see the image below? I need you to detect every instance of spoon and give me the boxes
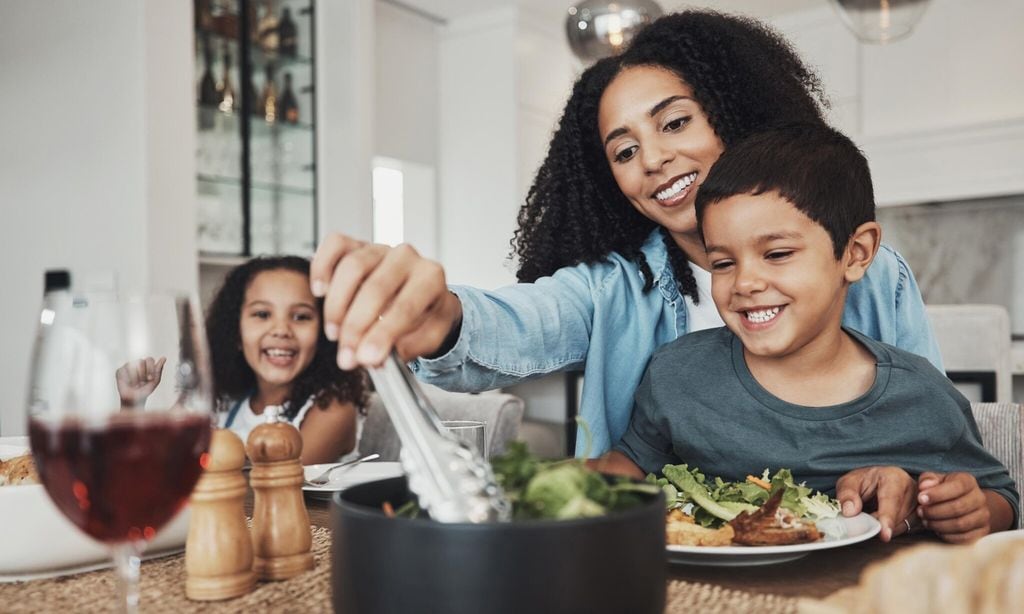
[304,453,381,486]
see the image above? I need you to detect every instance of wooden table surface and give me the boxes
[298,493,940,601]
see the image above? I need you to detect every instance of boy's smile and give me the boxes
[703,192,850,362]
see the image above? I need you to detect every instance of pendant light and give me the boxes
[565,0,664,64]
[829,0,932,44]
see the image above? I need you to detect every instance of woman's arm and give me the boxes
[297,399,358,465]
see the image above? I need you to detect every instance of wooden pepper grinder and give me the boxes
[247,406,314,580]
[185,428,256,600]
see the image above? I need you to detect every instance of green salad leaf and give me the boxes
[396,441,662,521]
[650,464,840,528]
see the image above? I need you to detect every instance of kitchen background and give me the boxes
[1,0,1022,445]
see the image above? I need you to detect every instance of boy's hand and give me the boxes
[836,466,916,542]
[916,471,990,544]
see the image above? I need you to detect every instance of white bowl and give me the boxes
[0,437,189,581]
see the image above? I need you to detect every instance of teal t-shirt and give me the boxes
[615,326,1019,523]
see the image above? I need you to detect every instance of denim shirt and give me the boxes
[412,229,943,457]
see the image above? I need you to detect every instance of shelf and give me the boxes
[197,173,313,196]
[197,103,312,133]
[199,253,248,267]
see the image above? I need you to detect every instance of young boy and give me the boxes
[597,123,1018,543]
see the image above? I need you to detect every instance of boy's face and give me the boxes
[703,192,851,360]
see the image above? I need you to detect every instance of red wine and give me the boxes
[29,411,211,544]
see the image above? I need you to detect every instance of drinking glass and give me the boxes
[27,292,213,612]
[442,420,488,459]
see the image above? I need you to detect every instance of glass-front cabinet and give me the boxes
[193,0,317,259]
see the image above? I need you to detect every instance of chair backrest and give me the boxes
[927,304,1013,403]
[358,384,525,461]
[971,402,1024,528]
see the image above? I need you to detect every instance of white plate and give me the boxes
[0,436,190,582]
[666,513,881,567]
[302,461,404,497]
[977,528,1024,548]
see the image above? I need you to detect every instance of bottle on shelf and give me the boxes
[195,0,214,32]
[217,46,237,114]
[210,0,239,39]
[261,63,278,123]
[257,0,279,55]
[278,7,298,57]
[198,36,220,107]
[279,72,299,124]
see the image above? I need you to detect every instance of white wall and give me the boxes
[0,0,196,435]
[318,0,375,243]
[375,1,440,167]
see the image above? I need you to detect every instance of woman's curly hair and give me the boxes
[205,255,367,420]
[511,10,829,300]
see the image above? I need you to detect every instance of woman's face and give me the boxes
[598,65,725,240]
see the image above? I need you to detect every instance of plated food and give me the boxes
[0,453,38,486]
[651,464,839,548]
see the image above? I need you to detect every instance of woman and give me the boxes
[310,10,941,458]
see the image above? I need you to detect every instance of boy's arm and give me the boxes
[586,451,646,480]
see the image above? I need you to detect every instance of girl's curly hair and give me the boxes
[511,10,829,300]
[205,255,367,420]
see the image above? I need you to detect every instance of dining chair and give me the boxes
[358,384,525,461]
[927,304,1013,403]
[971,401,1024,529]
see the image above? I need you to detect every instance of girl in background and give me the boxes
[206,255,367,464]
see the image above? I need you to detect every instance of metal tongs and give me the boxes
[368,351,511,523]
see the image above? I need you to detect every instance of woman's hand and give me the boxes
[916,471,1008,544]
[310,234,463,369]
[836,466,917,542]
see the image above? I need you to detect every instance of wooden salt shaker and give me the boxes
[247,406,314,580]
[185,428,256,600]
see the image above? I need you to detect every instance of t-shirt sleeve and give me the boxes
[613,360,678,475]
[942,400,1021,528]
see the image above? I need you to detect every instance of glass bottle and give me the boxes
[257,0,279,55]
[278,7,298,57]
[261,63,278,123]
[279,72,299,124]
[217,46,236,114]
[198,36,220,108]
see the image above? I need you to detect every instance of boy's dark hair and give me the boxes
[205,255,367,420]
[511,10,829,302]
[695,123,875,258]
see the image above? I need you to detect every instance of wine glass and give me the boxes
[27,292,213,612]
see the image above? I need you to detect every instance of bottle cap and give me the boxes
[44,269,71,293]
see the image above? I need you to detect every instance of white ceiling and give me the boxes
[390,0,821,23]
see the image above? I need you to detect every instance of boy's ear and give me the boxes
[843,221,881,283]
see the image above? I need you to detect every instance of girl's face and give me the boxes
[239,269,320,395]
[598,65,725,242]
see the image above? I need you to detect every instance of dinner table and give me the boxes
[0,489,942,613]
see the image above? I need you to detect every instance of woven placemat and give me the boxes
[0,527,334,613]
[2,529,799,614]
[665,579,798,614]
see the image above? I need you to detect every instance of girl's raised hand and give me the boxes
[310,233,463,369]
[115,356,166,408]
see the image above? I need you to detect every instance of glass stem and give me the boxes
[112,542,143,613]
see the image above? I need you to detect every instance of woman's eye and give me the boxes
[664,116,690,132]
[251,310,270,319]
[294,312,314,322]
[614,145,638,163]
[766,250,794,261]
[710,260,734,271]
